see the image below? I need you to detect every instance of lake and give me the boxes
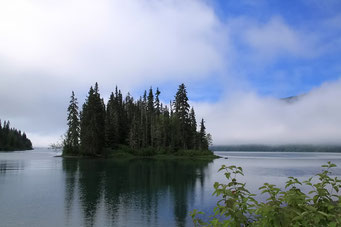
[0,149,341,227]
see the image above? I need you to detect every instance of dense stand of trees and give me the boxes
[63,83,212,156]
[0,120,32,151]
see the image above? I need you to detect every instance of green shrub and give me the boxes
[116,145,135,154]
[175,149,214,157]
[191,162,341,226]
[137,147,157,156]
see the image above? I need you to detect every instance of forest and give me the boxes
[0,120,32,151]
[63,83,213,158]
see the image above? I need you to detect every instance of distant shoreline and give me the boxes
[211,145,341,153]
[0,148,33,152]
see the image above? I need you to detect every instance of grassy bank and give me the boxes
[61,146,220,160]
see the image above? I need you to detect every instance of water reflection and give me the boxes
[63,159,78,225]
[0,161,7,174]
[0,160,24,174]
[62,158,212,227]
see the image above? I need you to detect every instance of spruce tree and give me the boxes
[189,107,197,149]
[80,83,106,156]
[63,91,80,155]
[70,82,212,156]
[161,105,171,150]
[125,92,135,143]
[141,91,148,148]
[199,118,209,150]
[147,87,154,146]
[105,92,119,148]
[0,119,32,151]
[155,88,161,116]
[117,89,127,144]
[173,83,191,149]
[129,115,140,150]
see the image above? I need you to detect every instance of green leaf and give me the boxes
[218,165,226,172]
[317,211,329,217]
[329,222,337,227]
[224,172,231,179]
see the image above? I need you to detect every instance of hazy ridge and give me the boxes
[211,144,341,152]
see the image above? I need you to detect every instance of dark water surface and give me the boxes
[1,149,341,227]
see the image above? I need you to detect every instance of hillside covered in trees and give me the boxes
[0,120,33,151]
[63,83,213,158]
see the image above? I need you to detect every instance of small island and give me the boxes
[62,83,217,160]
[0,120,33,151]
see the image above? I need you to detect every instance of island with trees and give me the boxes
[0,120,33,151]
[62,83,217,159]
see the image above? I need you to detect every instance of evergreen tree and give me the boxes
[206,133,213,147]
[63,91,80,155]
[125,92,135,145]
[141,91,148,148]
[147,87,154,114]
[80,83,106,156]
[199,119,209,150]
[0,119,32,151]
[161,105,171,149]
[173,83,191,149]
[129,114,140,150]
[147,87,154,146]
[155,88,161,116]
[189,107,197,149]
[105,92,119,148]
[117,89,127,144]
[66,82,212,157]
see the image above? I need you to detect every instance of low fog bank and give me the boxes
[195,79,341,145]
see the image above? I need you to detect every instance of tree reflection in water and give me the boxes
[0,160,24,174]
[62,159,78,226]
[63,158,212,227]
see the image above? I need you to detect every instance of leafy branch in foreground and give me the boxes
[191,161,341,226]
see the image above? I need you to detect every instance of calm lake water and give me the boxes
[0,149,341,227]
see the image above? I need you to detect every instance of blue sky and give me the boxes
[213,0,341,95]
[143,0,341,102]
[0,0,340,146]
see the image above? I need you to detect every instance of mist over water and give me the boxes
[196,79,341,146]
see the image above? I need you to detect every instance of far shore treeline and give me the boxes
[63,83,212,157]
[212,145,341,152]
[0,120,33,151]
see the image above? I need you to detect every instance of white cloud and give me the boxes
[0,0,340,147]
[0,0,228,146]
[195,79,341,145]
[0,0,226,85]
[241,17,316,59]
